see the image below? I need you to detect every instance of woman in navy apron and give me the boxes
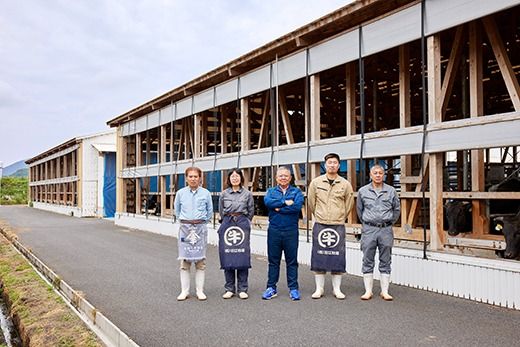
[217,169,254,299]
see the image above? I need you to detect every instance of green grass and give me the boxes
[0,177,28,205]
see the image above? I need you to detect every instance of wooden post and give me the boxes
[309,74,321,178]
[77,145,83,209]
[240,98,250,186]
[135,133,142,214]
[346,63,358,224]
[160,125,167,217]
[469,21,488,236]
[399,44,412,230]
[427,34,445,250]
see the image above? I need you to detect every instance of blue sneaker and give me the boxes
[290,289,301,301]
[262,287,277,300]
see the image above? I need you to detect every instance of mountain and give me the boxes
[2,160,28,177]
[10,168,29,177]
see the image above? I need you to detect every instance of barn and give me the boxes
[26,130,117,218]
[106,0,520,308]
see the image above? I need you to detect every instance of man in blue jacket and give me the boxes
[262,166,304,301]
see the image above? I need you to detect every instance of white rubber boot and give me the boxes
[311,274,325,299]
[332,275,345,300]
[195,270,207,301]
[380,274,393,301]
[177,270,190,301]
[360,273,373,300]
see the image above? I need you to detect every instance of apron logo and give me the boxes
[185,227,201,246]
[318,228,340,248]
[224,226,245,246]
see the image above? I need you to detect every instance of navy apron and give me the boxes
[311,222,346,273]
[178,223,208,261]
[217,215,251,270]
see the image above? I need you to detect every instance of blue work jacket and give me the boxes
[264,185,304,231]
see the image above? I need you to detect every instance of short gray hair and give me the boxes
[370,164,385,173]
[276,166,292,176]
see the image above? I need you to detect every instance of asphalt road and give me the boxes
[0,205,519,347]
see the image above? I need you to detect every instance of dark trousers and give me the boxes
[267,228,299,290]
[224,269,249,293]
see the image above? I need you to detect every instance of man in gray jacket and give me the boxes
[356,164,400,301]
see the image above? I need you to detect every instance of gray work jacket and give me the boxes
[356,183,400,225]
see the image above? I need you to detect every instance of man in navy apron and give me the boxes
[174,167,213,301]
[308,153,354,299]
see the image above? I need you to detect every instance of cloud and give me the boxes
[0,0,351,166]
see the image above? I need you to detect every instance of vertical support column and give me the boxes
[399,45,412,229]
[76,145,83,210]
[309,74,321,178]
[427,35,445,250]
[221,109,227,155]
[346,63,358,224]
[116,128,125,214]
[135,133,142,214]
[469,21,488,236]
[240,98,250,186]
[160,125,167,217]
[194,114,202,158]
[72,150,76,206]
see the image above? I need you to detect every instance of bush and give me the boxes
[0,177,28,205]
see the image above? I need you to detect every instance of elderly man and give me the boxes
[356,164,400,301]
[308,153,354,299]
[174,167,213,301]
[262,167,304,301]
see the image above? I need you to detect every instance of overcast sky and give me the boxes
[0,0,352,168]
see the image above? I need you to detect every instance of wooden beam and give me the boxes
[400,191,520,199]
[76,146,82,209]
[194,115,202,158]
[440,25,464,117]
[482,16,520,111]
[309,74,321,178]
[221,108,228,154]
[399,44,412,232]
[279,89,302,184]
[469,20,488,236]
[240,98,250,152]
[346,62,357,224]
[427,34,445,250]
[116,128,124,214]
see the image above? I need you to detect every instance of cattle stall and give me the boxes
[107,0,520,308]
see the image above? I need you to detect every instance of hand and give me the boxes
[285,199,294,206]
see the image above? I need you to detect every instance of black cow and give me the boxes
[444,200,472,236]
[494,211,520,260]
[488,177,520,235]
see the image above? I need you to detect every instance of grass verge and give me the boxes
[0,222,102,347]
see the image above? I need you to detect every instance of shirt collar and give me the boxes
[227,187,243,194]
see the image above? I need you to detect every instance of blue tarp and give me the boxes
[103,152,116,218]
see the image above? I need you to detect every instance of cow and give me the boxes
[488,176,520,235]
[444,200,472,236]
[494,211,520,260]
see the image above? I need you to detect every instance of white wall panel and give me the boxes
[148,111,160,129]
[215,79,238,107]
[135,116,147,134]
[425,0,520,36]
[308,29,358,75]
[159,104,174,125]
[276,50,307,86]
[362,4,421,57]
[193,88,215,114]
[176,97,193,119]
[239,65,271,98]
